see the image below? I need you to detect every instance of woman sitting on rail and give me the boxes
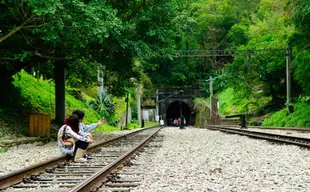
[57,115,93,162]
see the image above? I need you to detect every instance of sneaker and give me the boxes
[74,157,88,163]
[84,154,94,160]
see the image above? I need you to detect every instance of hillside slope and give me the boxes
[214,88,310,128]
[262,101,310,128]
[214,88,271,115]
[0,70,133,140]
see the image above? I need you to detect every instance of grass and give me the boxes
[0,147,5,153]
[211,88,271,115]
[0,70,143,140]
[113,97,127,121]
[12,71,55,116]
[12,70,101,123]
[93,123,123,132]
[262,101,310,128]
[94,120,157,133]
[210,88,310,128]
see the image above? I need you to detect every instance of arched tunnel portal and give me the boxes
[163,99,195,126]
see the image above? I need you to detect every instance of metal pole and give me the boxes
[156,89,159,122]
[179,90,184,129]
[125,92,129,128]
[180,100,183,118]
[137,85,141,125]
[286,44,293,113]
[209,76,213,120]
[98,67,104,99]
[210,76,213,97]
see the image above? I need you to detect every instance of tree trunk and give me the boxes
[55,63,66,124]
[0,67,19,108]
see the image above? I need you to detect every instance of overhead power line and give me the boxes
[174,49,286,57]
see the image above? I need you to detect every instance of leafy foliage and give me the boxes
[215,88,271,115]
[292,0,310,94]
[262,101,310,127]
[225,0,296,106]
[88,90,116,125]
[1,0,193,97]
[294,51,310,93]
[11,70,101,123]
[3,0,310,129]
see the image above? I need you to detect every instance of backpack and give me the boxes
[59,126,76,147]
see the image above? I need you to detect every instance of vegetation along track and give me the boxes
[221,125,310,132]
[0,127,162,191]
[208,125,310,148]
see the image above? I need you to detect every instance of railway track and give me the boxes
[95,135,163,192]
[220,124,310,132]
[208,125,310,148]
[0,127,162,191]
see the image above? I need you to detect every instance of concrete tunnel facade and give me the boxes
[159,98,195,125]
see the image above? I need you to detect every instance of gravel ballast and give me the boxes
[1,127,310,191]
[132,127,310,192]
[0,131,134,176]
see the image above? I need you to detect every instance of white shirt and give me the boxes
[57,125,90,155]
[79,122,98,133]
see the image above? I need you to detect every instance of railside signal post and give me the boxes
[286,44,293,114]
[206,76,214,119]
[179,90,185,129]
[209,76,213,119]
[156,89,159,123]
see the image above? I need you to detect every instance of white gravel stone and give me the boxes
[2,127,310,191]
[131,127,310,192]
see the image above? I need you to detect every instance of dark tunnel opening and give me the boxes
[166,101,192,126]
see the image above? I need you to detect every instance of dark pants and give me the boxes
[141,119,145,128]
[73,140,89,156]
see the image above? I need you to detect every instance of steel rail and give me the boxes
[69,127,161,192]
[208,125,310,148]
[248,126,310,132]
[0,127,158,190]
[217,124,310,132]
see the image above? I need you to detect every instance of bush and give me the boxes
[11,70,101,123]
[88,90,116,125]
[262,101,310,128]
[214,88,271,115]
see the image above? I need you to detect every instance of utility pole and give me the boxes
[156,89,159,123]
[137,85,141,125]
[98,67,104,99]
[125,92,129,128]
[179,90,184,129]
[209,76,213,119]
[286,44,293,113]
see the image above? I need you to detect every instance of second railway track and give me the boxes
[0,127,162,192]
[208,125,310,148]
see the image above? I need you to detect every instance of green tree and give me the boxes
[0,0,193,104]
[226,0,297,106]
[292,0,310,94]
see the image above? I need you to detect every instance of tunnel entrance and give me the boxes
[166,101,191,125]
